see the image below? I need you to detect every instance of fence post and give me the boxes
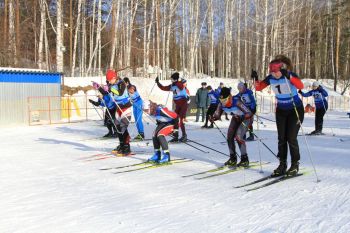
[48,96,52,124]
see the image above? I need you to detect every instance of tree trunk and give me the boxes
[56,0,64,72]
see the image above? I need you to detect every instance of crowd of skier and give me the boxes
[89,54,329,177]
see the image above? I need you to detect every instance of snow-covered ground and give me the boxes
[1,111,350,233]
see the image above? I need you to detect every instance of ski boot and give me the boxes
[148,150,161,163]
[159,151,170,164]
[246,132,254,141]
[112,143,124,154]
[201,124,208,128]
[169,130,179,143]
[208,124,214,128]
[120,143,131,156]
[224,154,237,167]
[133,133,144,141]
[179,134,187,142]
[271,162,287,177]
[237,154,249,167]
[286,162,299,176]
[103,131,113,138]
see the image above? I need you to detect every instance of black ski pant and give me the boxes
[204,104,218,126]
[275,106,304,164]
[315,107,326,132]
[105,107,117,134]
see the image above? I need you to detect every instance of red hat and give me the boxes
[106,69,117,81]
[269,62,283,73]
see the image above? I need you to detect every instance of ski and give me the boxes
[182,165,227,178]
[130,138,153,142]
[79,152,113,160]
[100,158,188,171]
[182,160,260,178]
[113,158,193,174]
[234,168,309,188]
[246,173,304,192]
[195,162,270,180]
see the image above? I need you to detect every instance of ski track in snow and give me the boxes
[0,112,350,233]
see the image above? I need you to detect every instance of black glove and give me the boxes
[280,69,290,79]
[89,99,100,107]
[298,90,302,94]
[251,69,258,81]
[155,77,159,83]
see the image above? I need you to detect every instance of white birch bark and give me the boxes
[56,0,64,72]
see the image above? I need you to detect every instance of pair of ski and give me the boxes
[182,161,270,180]
[234,170,308,192]
[100,158,193,174]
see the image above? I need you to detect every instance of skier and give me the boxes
[210,87,253,167]
[155,72,188,142]
[253,55,304,176]
[123,77,145,140]
[236,82,256,141]
[202,85,219,128]
[148,101,179,163]
[105,69,133,155]
[89,83,117,138]
[299,81,328,135]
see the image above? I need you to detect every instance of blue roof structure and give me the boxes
[0,70,62,84]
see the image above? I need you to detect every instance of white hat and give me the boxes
[312,81,320,88]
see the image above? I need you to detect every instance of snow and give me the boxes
[1,111,350,233]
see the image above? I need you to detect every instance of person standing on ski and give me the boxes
[123,77,145,140]
[299,81,328,135]
[148,101,179,163]
[155,72,188,142]
[210,87,253,167]
[202,85,219,128]
[254,55,304,176]
[105,69,132,155]
[89,83,117,138]
[195,82,210,122]
[236,82,256,141]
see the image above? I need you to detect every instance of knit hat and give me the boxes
[106,69,117,81]
[220,87,231,99]
[237,82,246,90]
[171,72,180,81]
[312,81,320,88]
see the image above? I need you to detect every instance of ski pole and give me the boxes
[141,109,209,154]
[186,138,230,157]
[212,121,240,158]
[284,77,320,183]
[91,103,104,121]
[241,121,279,159]
[256,115,276,122]
[99,97,122,134]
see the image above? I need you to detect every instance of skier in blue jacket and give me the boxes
[299,81,328,135]
[236,82,256,141]
[123,77,145,140]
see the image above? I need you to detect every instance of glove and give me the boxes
[155,77,159,83]
[298,90,302,94]
[280,69,290,79]
[89,99,100,107]
[251,69,258,81]
[92,81,100,89]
